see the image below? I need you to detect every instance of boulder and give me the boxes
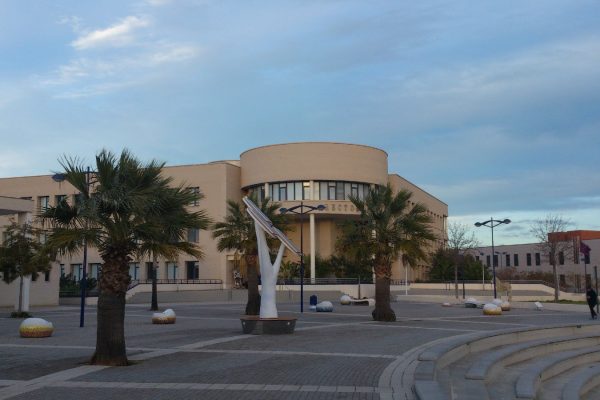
[152,308,176,324]
[19,318,54,338]
[500,301,511,311]
[316,301,333,312]
[340,295,352,305]
[483,303,502,316]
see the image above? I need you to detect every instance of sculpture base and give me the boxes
[240,316,297,335]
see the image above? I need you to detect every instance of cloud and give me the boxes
[71,16,150,50]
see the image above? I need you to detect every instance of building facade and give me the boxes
[476,231,600,291]
[0,142,448,306]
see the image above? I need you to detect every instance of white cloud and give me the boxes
[71,16,150,50]
[149,44,200,64]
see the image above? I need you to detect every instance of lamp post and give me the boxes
[479,252,486,291]
[475,218,511,299]
[52,167,92,327]
[280,202,325,313]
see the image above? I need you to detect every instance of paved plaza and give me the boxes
[0,297,594,400]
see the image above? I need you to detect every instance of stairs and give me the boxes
[412,324,600,400]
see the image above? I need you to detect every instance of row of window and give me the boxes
[477,251,570,268]
[249,181,372,202]
[60,261,200,281]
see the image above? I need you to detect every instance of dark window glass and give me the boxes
[45,271,50,281]
[486,255,491,267]
[559,251,565,265]
[187,228,199,243]
[506,254,510,267]
[186,261,199,279]
[514,254,519,267]
[146,262,155,279]
[526,253,532,266]
[493,254,498,267]
[189,187,200,206]
[535,253,541,265]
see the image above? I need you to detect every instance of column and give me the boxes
[310,213,316,283]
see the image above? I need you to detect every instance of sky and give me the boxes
[1,0,599,245]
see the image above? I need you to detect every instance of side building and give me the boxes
[0,142,448,307]
[476,230,600,291]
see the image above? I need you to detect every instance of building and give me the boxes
[0,142,448,307]
[476,230,600,291]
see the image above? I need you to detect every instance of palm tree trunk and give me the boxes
[91,255,130,366]
[92,291,127,365]
[372,265,395,322]
[245,254,261,315]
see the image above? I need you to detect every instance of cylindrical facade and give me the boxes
[240,142,388,188]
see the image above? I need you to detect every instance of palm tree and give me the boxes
[0,222,54,315]
[41,149,210,366]
[338,184,435,321]
[212,195,288,315]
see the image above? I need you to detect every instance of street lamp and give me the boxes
[475,218,511,299]
[52,167,92,327]
[279,202,325,313]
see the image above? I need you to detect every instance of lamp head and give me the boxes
[503,219,511,224]
[316,204,326,211]
[279,207,288,213]
[474,222,482,227]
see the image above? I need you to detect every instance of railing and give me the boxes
[129,278,223,286]
[277,277,369,285]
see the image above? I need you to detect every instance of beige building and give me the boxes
[0,142,448,307]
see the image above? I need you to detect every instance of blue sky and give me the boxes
[1,0,599,245]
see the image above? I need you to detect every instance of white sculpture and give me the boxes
[340,295,352,305]
[492,298,503,306]
[242,197,301,321]
[534,301,544,311]
[255,223,286,319]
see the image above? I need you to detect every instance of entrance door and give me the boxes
[186,261,199,279]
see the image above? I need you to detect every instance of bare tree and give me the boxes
[530,214,572,302]
[447,222,480,298]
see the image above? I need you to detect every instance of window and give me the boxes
[493,254,498,267]
[39,232,48,244]
[559,251,565,265]
[55,194,67,205]
[486,255,491,267]
[187,228,199,243]
[72,264,83,281]
[514,254,519,267]
[90,264,101,279]
[328,182,336,200]
[475,256,480,262]
[44,271,50,282]
[279,184,287,201]
[294,182,303,200]
[167,262,178,280]
[73,193,83,206]
[303,182,311,200]
[38,196,50,212]
[189,187,200,206]
[336,182,344,200]
[128,263,139,280]
[506,254,510,267]
[60,264,65,277]
[351,183,359,199]
[146,262,156,280]
[186,261,199,279]
[535,253,541,266]
[526,253,532,266]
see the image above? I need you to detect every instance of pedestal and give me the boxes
[240,316,297,334]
